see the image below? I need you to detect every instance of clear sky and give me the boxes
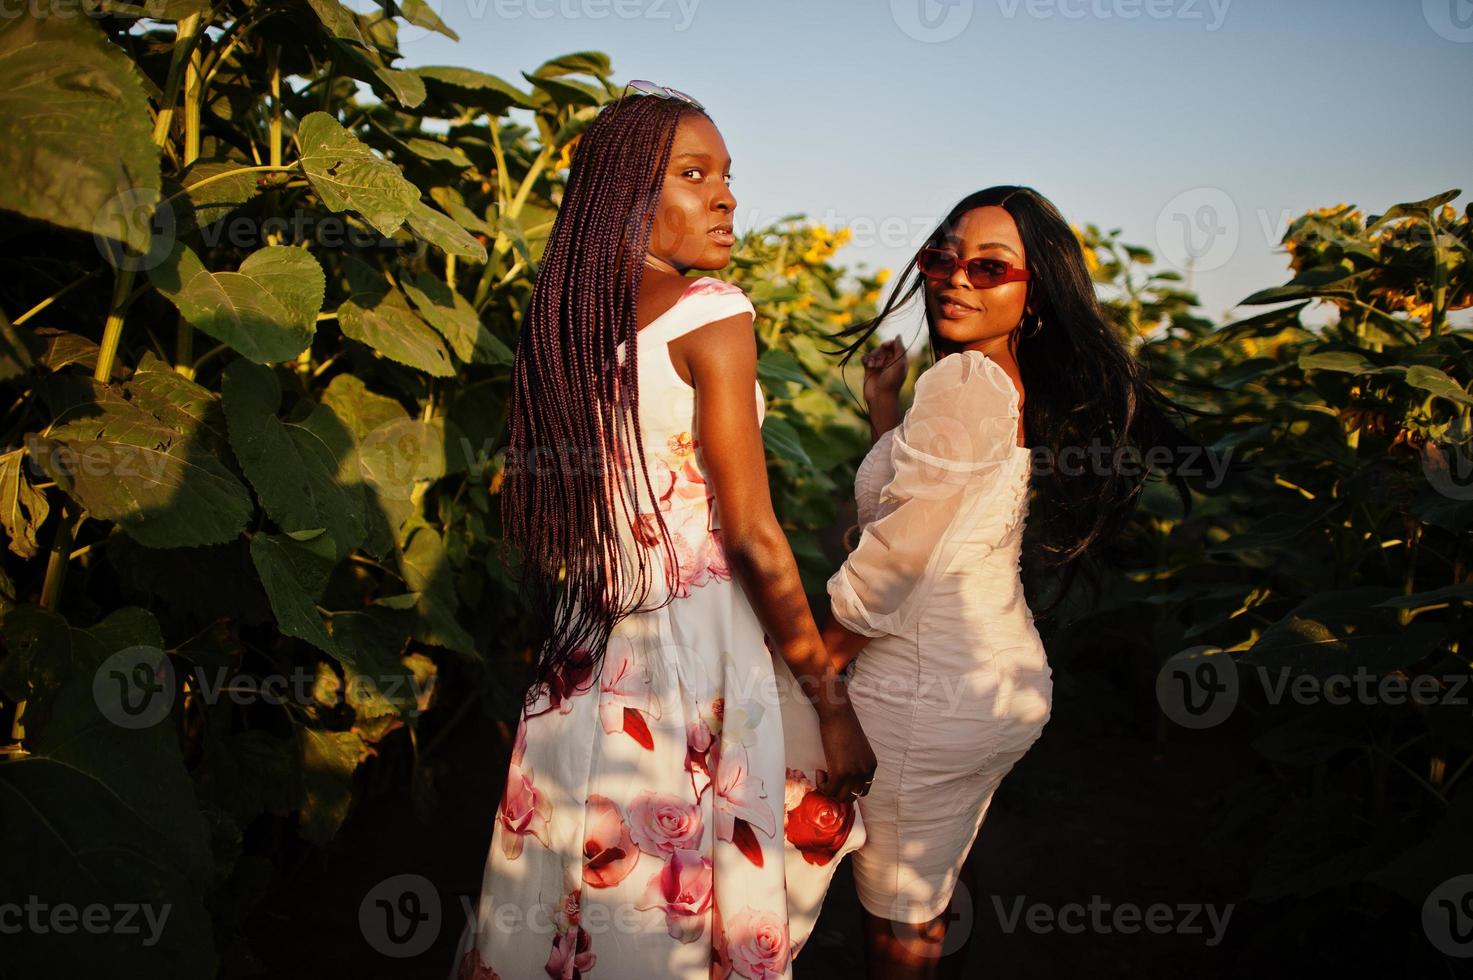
[382,0,1473,332]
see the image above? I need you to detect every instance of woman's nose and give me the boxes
[948,261,973,290]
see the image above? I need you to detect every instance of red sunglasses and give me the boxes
[915,247,1031,289]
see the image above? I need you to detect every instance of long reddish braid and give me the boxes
[503,94,704,707]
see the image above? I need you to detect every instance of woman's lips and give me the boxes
[937,298,980,319]
[708,227,735,247]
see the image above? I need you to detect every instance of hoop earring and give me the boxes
[1023,313,1044,338]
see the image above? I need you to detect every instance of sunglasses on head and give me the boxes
[915,247,1030,289]
[624,79,705,111]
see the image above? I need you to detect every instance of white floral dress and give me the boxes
[454,277,864,980]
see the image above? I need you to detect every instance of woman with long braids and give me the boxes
[454,85,874,979]
[821,186,1196,978]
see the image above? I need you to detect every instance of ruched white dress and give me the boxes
[826,348,1053,924]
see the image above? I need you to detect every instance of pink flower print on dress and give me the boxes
[630,451,732,596]
[635,848,713,944]
[526,650,597,718]
[712,740,776,867]
[630,464,677,548]
[783,768,814,813]
[711,904,732,980]
[557,887,583,931]
[582,794,639,888]
[785,784,856,867]
[545,922,595,979]
[722,907,791,980]
[671,456,732,582]
[498,763,552,859]
[545,889,595,978]
[627,791,704,858]
[680,277,744,299]
[685,705,715,798]
[511,716,528,767]
[457,948,500,980]
[598,636,660,750]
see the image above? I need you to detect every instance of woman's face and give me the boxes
[647,114,737,273]
[923,205,1030,348]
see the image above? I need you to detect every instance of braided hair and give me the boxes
[503,94,705,708]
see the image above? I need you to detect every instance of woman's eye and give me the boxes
[682,168,703,180]
[722,173,733,185]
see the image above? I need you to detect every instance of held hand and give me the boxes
[862,337,907,404]
[813,697,878,803]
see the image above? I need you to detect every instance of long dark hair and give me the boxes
[832,185,1200,594]
[502,94,704,707]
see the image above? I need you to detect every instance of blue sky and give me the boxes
[384,0,1472,334]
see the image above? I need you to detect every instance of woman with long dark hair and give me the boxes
[454,85,875,979]
[821,186,1194,977]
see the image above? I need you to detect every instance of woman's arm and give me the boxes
[820,609,872,673]
[862,337,906,443]
[684,312,877,801]
[822,336,908,670]
[825,349,1021,657]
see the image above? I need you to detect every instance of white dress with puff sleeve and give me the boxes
[826,348,1053,924]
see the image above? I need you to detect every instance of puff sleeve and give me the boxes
[826,350,1021,638]
[853,427,897,528]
